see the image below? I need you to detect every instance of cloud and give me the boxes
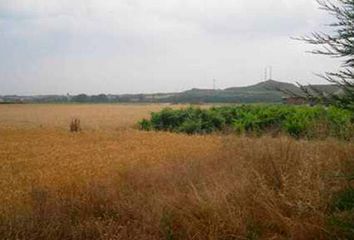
[0,0,339,95]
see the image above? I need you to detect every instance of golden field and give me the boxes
[0,104,353,240]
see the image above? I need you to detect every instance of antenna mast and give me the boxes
[264,66,273,81]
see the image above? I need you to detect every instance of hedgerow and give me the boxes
[138,105,354,139]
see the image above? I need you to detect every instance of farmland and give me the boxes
[0,104,353,240]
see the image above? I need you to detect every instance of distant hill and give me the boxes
[164,80,343,103]
[0,80,342,104]
[226,80,301,93]
[170,80,305,103]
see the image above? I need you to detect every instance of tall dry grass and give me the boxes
[0,104,353,239]
[0,128,353,239]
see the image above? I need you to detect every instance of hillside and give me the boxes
[0,80,341,104]
[170,80,311,103]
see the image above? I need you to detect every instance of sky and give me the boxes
[0,0,341,95]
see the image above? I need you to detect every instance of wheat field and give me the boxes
[0,104,353,240]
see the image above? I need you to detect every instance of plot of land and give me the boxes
[0,104,353,240]
[0,104,174,129]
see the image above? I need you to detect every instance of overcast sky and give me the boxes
[0,0,340,95]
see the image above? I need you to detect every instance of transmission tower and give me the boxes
[264,66,273,80]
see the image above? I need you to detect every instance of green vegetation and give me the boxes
[139,105,354,139]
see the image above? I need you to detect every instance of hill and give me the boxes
[0,80,341,104]
[170,80,308,103]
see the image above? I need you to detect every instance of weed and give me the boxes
[70,118,81,132]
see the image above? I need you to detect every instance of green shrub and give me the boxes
[327,106,354,140]
[200,110,225,133]
[177,119,201,134]
[139,119,152,131]
[282,107,321,138]
[138,105,353,139]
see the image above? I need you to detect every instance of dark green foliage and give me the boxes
[329,188,354,239]
[332,188,354,212]
[139,105,353,139]
[71,94,111,103]
[138,119,152,131]
[71,94,91,103]
[139,107,226,134]
[327,155,354,239]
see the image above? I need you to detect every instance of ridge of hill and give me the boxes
[0,80,341,104]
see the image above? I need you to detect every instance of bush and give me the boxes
[139,105,353,139]
[138,119,152,131]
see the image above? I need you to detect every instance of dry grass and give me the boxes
[0,104,353,239]
[0,104,175,130]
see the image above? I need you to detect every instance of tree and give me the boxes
[91,94,109,103]
[299,0,354,110]
[72,94,90,103]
